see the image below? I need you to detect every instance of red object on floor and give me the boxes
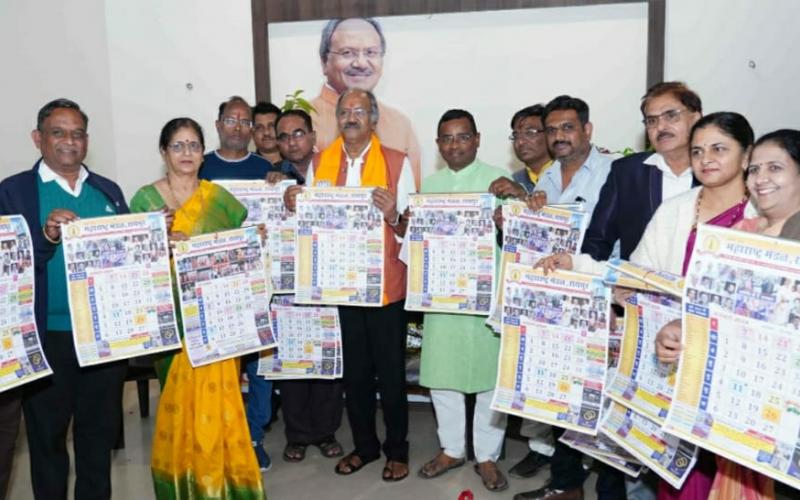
[458,490,474,500]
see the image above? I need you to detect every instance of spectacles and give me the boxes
[337,108,368,119]
[167,141,203,154]
[276,129,308,143]
[642,108,687,128]
[221,117,254,128]
[544,123,578,136]
[509,129,544,142]
[437,133,474,145]
[328,48,383,60]
[45,128,87,141]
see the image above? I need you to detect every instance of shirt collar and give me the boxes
[644,152,692,178]
[214,150,253,164]
[547,145,601,178]
[528,159,553,184]
[342,141,371,165]
[38,159,89,197]
[444,158,481,176]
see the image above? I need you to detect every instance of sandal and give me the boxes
[382,460,409,482]
[315,438,344,458]
[417,452,466,479]
[474,462,509,492]
[282,443,307,462]
[334,452,377,475]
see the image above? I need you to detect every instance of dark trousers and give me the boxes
[339,300,409,462]
[279,378,343,445]
[23,332,127,500]
[0,389,21,500]
[550,428,587,490]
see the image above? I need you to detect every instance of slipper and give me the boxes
[382,460,409,482]
[474,462,509,492]
[334,452,377,475]
[315,438,344,458]
[282,443,307,463]
[417,453,466,479]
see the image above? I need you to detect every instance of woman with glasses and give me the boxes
[129,118,265,499]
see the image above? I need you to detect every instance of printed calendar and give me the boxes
[214,179,297,293]
[487,201,587,330]
[173,226,275,367]
[664,224,800,490]
[257,295,342,379]
[601,401,698,489]
[63,213,180,367]
[405,192,496,315]
[560,428,643,478]
[607,293,682,423]
[0,215,51,391]
[492,264,611,434]
[294,188,384,307]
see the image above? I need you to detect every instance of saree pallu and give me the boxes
[130,180,265,499]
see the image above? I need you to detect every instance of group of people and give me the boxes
[0,14,798,500]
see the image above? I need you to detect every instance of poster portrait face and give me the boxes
[322,18,384,93]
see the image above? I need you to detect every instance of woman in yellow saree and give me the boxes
[130,117,265,499]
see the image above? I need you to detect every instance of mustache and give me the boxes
[343,121,361,129]
[657,131,675,141]
[553,141,571,148]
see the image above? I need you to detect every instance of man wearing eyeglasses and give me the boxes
[415,109,511,493]
[509,105,554,194]
[285,88,415,482]
[272,110,318,185]
[199,95,274,181]
[198,95,280,473]
[0,99,128,499]
[310,17,422,188]
[514,85,702,500]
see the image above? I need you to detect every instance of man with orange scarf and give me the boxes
[285,88,415,482]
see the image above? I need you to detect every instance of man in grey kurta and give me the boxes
[415,109,512,492]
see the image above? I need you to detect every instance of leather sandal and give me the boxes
[282,443,306,462]
[382,460,409,482]
[417,452,466,479]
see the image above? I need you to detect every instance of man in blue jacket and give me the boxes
[515,81,702,500]
[0,98,129,500]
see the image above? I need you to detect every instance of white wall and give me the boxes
[0,0,254,197]
[664,0,800,138]
[1,0,798,200]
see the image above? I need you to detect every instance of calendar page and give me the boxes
[486,202,588,331]
[294,188,384,306]
[173,226,275,367]
[492,264,611,434]
[605,259,685,296]
[63,213,180,367]
[601,401,698,489]
[0,215,51,391]
[664,224,800,489]
[405,192,496,315]
[257,295,342,380]
[560,428,643,478]
[214,179,297,293]
[607,293,682,423]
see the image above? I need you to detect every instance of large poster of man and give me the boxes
[268,5,648,182]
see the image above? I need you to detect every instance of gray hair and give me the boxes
[336,89,380,125]
[37,98,88,131]
[319,17,386,63]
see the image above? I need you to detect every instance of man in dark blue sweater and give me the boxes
[198,95,277,472]
[0,99,128,500]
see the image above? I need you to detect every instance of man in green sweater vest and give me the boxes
[0,98,129,500]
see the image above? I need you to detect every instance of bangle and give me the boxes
[387,212,401,227]
[43,226,61,245]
